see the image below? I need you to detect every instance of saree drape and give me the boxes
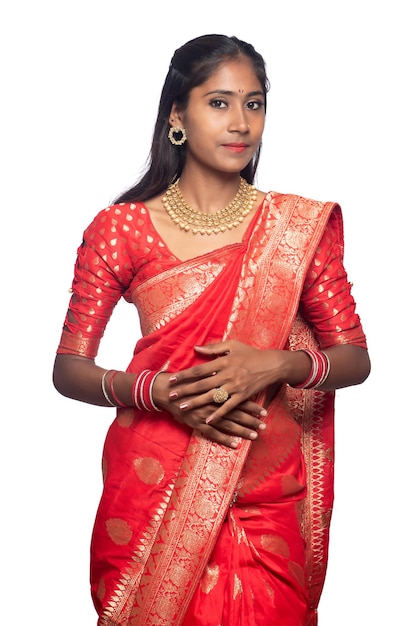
[57,191,366,625]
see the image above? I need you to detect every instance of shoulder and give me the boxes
[83,201,150,236]
[265,190,340,218]
[266,190,337,207]
[92,200,146,222]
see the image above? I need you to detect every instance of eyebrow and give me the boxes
[203,89,265,98]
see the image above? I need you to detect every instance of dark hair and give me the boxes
[114,34,269,204]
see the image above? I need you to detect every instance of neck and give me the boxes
[176,170,243,214]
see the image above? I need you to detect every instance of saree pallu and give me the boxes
[90,193,341,626]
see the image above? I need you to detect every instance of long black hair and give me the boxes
[114,34,270,204]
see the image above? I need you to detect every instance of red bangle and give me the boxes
[101,370,118,406]
[132,370,163,412]
[108,370,129,407]
[291,349,330,389]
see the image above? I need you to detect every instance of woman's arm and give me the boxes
[53,354,136,406]
[314,343,370,391]
[159,339,371,423]
[52,352,267,448]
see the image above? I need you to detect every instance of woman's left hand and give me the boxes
[167,340,283,424]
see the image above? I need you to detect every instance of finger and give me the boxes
[171,403,217,429]
[172,390,263,428]
[200,425,242,449]
[206,401,267,424]
[194,342,231,357]
[169,385,219,410]
[168,375,222,401]
[238,399,268,416]
[176,385,244,414]
[227,409,267,431]
[172,413,240,449]
[172,408,262,448]
[169,363,220,386]
[206,398,267,428]
[210,417,261,440]
[211,405,265,429]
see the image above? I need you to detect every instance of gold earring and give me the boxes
[168,125,187,146]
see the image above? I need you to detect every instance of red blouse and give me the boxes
[57,196,367,359]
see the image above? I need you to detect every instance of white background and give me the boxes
[1,1,416,624]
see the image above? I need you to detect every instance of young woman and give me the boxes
[53,34,370,626]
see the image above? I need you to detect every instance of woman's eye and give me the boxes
[246,100,263,110]
[210,99,227,108]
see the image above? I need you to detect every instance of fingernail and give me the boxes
[179,402,189,410]
[169,375,177,383]
[205,415,214,424]
[258,423,267,430]
[260,409,267,417]
[230,438,240,448]
[249,432,258,440]
[169,391,178,399]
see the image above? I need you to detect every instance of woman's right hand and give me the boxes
[154,373,266,449]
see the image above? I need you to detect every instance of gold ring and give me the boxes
[212,387,230,404]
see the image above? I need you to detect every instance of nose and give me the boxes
[228,105,250,133]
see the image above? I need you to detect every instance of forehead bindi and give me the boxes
[200,59,263,97]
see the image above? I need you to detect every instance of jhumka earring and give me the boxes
[168,125,187,146]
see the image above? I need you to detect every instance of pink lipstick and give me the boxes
[223,143,249,153]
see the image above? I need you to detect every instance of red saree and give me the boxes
[57,192,367,626]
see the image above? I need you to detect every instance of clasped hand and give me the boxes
[154,340,283,449]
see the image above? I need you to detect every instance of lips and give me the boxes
[223,143,249,153]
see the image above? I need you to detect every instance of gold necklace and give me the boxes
[162,177,258,235]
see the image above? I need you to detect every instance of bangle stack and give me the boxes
[101,369,128,407]
[291,349,331,389]
[132,370,163,412]
[101,368,163,411]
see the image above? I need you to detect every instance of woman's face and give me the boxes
[171,57,266,175]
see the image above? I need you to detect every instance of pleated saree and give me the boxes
[57,191,367,625]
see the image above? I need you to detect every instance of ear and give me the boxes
[169,102,184,127]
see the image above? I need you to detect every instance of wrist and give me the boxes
[132,370,164,412]
[290,349,330,389]
[100,370,138,407]
[281,350,312,387]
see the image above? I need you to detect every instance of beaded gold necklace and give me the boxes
[162,177,258,235]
